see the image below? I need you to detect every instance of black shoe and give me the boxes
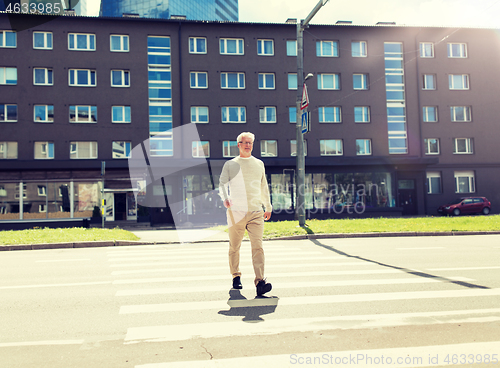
[256,280,272,296]
[232,276,242,289]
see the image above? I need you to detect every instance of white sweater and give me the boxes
[219,156,272,212]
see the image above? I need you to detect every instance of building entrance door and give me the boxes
[114,193,127,221]
[398,180,416,216]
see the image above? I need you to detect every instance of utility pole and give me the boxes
[295,0,330,227]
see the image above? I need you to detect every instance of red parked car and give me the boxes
[437,197,491,216]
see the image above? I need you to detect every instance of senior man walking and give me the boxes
[219,132,273,296]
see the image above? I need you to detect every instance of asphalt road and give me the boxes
[1,235,499,368]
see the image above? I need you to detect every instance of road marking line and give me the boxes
[0,340,84,348]
[134,340,500,367]
[36,259,91,263]
[396,247,445,250]
[124,308,500,343]
[0,281,111,290]
[428,266,500,271]
[107,245,288,257]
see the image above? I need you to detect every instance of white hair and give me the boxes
[237,132,255,143]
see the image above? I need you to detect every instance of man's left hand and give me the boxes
[264,211,272,221]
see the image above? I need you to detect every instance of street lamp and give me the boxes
[295,0,329,227]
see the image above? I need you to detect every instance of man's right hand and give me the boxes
[223,199,233,208]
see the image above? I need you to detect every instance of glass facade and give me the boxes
[100,0,238,21]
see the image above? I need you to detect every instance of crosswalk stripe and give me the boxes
[124,308,500,343]
[134,340,500,367]
[118,278,475,314]
[428,266,500,271]
[0,339,84,348]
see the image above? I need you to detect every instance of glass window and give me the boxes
[68,33,95,51]
[453,138,473,154]
[423,106,437,122]
[450,106,471,122]
[454,170,475,193]
[352,41,367,57]
[320,139,343,156]
[148,69,171,100]
[0,104,17,122]
[189,37,207,54]
[70,141,98,159]
[354,106,370,123]
[34,105,54,123]
[0,142,18,159]
[110,35,129,52]
[356,139,372,155]
[423,74,436,90]
[33,68,53,85]
[258,73,275,89]
[449,74,469,90]
[288,73,297,90]
[427,172,442,194]
[70,105,97,123]
[220,72,245,89]
[220,38,244,55]
[259,106,276,123]
[112,141,131,158]
[290,140,307,156]
[448,43,467,58]
[149,102,172,134]
[0,31,16,48]
[221,106,246,123]
[34,141,54,159]
[261,140,277,157]
[190,71,208,88]
[33,32,53,49]
[353,73,368,90]
[318,106,341,123]
[257,39,274,56]
[223,141,238,157]
[287,40,297,56]
[192,141,210,158]
[424,138,440,155]
[316,40,338,57]
[69,69,96,87]
[112,106,131,123]
[420,42,434,58]
[0,67,17,85]
[149,136,173,157]
[318,73,340,90]
[289,107,296,123]
[191,106,209,123]
[111,70,130,87]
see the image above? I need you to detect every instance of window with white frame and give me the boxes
[448,43,467,58]
[0,31,16,48]
[190,71,208,88]
[290,140,307,156]
[38,204,47,213]
[37,185,47,196]
[112,106,131,123]
[318,73,340,90]
[68,33,95,51]
[259,106,276,123]
[0,142,17,159]
[0,104,17,122]
[423,74,436,90]
[287,40,297,56]
[356,139,372,155]
[69,69,96,87]
[420,42,434,58]
[351,41,367,57]
[222,106,246,123]
[318,106,341,123]
[0,67,17,85]
[221,72,245,89]
[223,141,239,157]
[288,73,297,89]
[424,138,440,155]
[191,106,209,123]
[354,106,370,123]
[316,40,338,57]
[112,141,131,158]
[454,170,475,193]
[450,106,471,122]
[70,105,97,123]
[189,37,207,54]
[258,73,275,89]
[33,31,53,49]
[192,141,210,158]
[449,74,469,90]
[261,140,277,157]
[426,172,442,194]
[453,138,473,154]
[220,38,244,55]
[320,139,343,156]
[33,68,53,85]
[70,141,98,159]
[111,70,130,87]
[289,107,296,123]
[422,106,438,122]
[353,73,368,90]
[34,141,54,159]
[257,39,274,56]
[110,35,129,52]
[34,105,53,122]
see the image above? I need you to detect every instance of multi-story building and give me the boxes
[1,13,499,227]
[100,0,238,21]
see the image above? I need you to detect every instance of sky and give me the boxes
[87,0,500,29]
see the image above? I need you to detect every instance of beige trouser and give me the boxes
[227,210,265,286]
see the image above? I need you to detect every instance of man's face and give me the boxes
[238,137,253,157]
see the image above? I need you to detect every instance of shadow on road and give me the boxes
[218,289,279,323]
